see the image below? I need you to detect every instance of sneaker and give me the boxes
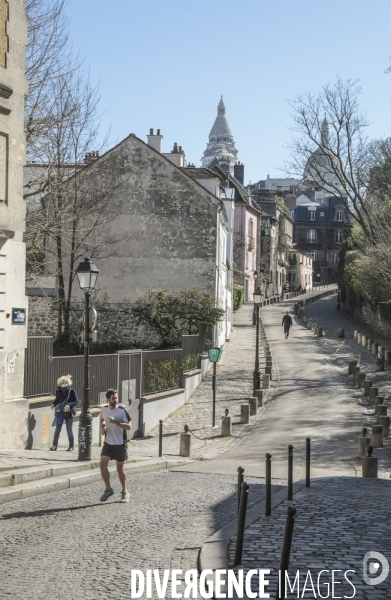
[100,488,114,502]
[50,446,57,451]
[66,446,74,452]
[121,490,130,503]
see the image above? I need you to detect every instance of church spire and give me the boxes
[201,97,238,173]
[217,96,226,115]
[321,115,329,144]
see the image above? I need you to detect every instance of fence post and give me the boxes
[158,420,163,457]
[233,481,250,568]
[237,466,244,513]
[275,505,297,600]
[266,453,271,516]
[288,445,293,500]
[305,438,310,488]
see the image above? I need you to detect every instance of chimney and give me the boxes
[84,151,100,164]
[234,162,244,185]
[147,128,163,153]
[162,142,185,167]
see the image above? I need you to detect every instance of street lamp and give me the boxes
[76,257,99,461]
[252,271,258,325]
[253,286,263,396]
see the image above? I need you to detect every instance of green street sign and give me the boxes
[208,347,222,363]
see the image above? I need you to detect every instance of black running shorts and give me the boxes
[101,442,128,463]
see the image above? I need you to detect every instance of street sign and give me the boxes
[82,306,98,331]
[208,347,222,363]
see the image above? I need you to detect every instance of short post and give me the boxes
[265,453,272,517]
[179,424,191,457]
[375,396,384,414]
[358,427,368,459]
[237,466,244,513]
[369,387,379,405]
[352,366,360,382]
[275,506,297,600]
[233,481,249,567]
[377,405,388,422]
[354,330,358,342]
[358,373,366,389]
[241,404,250,424]
[262,374,270,389]
[316,326,323,337]
[288,445,293,500]
[348,360,357,375]
[385,350,391,366]
[305,437,310,488]
[158,419,163,457]
[378,415,390,438]
[361,334,367,348]
[371,424,383,448]
[249,397,257,416]
[221,408,232,437]
[338,327,344,338]
[357,332,362,344]
[367,338,373,352]
[255,389,263,407]
[372,342,378,357]
[363,380,373,397]
[362,445,377,478]
[375,358,385,372]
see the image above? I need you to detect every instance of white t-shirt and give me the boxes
[100,405,130,446]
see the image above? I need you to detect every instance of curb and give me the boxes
[0,458,192,504]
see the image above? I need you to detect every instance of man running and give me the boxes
[282,311,293,339]
[99,389,131,502]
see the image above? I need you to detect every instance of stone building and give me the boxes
[0,0,28,449]
[30,131,234,348]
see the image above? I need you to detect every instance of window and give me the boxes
[336,210,343,222]
[234,217,239,232]
[252,251,255,270]
[245,251,249,269]
[332,253,338,265]
[290,210,295,220]
[308,251,317,261]
[315,193,322,202]
[308,229,316,243]
[335,230,343,244]
[291,273,296,282]
[249,219,254,238]
[308,209,316,220]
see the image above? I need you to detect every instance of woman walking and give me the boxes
[50,375,78,451]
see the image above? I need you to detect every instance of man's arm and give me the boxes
[100,418,106,435]
[109,417,132,430]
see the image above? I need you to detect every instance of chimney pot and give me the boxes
[157,129,160,135]
[150,128,154,135]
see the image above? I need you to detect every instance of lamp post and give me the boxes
[252,270,258,325]
[253,286,263,396]
[208,347,223,427]
[76,257,99,461]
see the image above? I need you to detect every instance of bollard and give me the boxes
[352,366,360,382]
[275,506,297,600]
[375,358,385,372]
[262,374,270,389]
[361,334,367,348]
[367,338,373,351]
[385,350,391,366]
[265,453,272,517]
[375,396,384,414]
[221,409,232,437]
[233,481,249,567]
[372,424,383,448]
[363,380,373,397]
[255,389,263,407]
[377,405,388,422]
[179,425,191,457]
[358,427,368,459]
[378,346,385,360]
[379,415,390,438]
[338,327,344,338]
[241,404,250,424]
[159,419,163,457]
[354,330,358,342]
[358,373,366,389]
[288,445,293,500]
[362,445,377,478]
[265,365,273,378]
[316,326,323,337]
[305,438,310,488]
[369,387,379,405]
[249,397,257,416]
[372,342,378,357]
[348,360,357,375]
[237,466,244,512]
[357,332,362,344]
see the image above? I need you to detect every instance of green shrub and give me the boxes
[233,286,244,311]
[144,353,200,394]
[182,353,200,372]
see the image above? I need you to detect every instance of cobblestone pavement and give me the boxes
[228,477,391,599]
[0,469,283,599]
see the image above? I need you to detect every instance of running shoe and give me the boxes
[100,488,114,502]
[121,490,130,503]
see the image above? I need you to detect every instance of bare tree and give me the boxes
[286,78,378,241]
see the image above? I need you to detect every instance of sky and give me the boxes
[64,0,391,184]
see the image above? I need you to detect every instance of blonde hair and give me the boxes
[57,374,72,387]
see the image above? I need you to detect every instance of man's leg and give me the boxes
[117,461,127,492]
[100,455,111,489]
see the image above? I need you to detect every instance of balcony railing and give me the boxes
[247,235,255,250]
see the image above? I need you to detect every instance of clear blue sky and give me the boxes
[65,0,391,184]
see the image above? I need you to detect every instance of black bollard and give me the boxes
[275,505,297,600]
[237,466,244,513]
[266,453,272,516]
[158,419,163,457]
[233,481,250,567]
[305,438,310,488]
[288,445,293,500]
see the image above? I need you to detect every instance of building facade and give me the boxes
[287,250,313,291]
[0,0,29,449]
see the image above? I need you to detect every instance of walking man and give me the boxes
[99,389,131,502]
[282,311,293,339]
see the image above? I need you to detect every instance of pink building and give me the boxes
[234,202,260,302]
[288,250,313,291]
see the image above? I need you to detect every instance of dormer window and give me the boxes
[336,210,343,222]
[308,209,316,220]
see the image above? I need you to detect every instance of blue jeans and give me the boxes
[53,417,74,447]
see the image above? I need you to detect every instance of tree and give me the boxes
[126,289,225,349]
[286,78,377,241]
